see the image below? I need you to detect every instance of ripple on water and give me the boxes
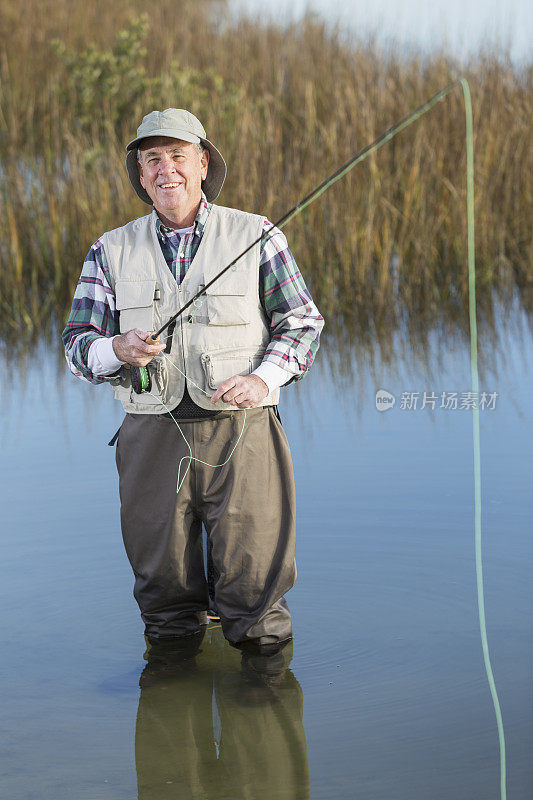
[291,543,489,730]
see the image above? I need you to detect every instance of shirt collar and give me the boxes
[153,192,211,239]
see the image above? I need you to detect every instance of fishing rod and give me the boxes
[132,79,461,393]
[130,78,462,394]
[150,78,461,343]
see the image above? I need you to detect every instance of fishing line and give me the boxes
[146,352,247,494]
[135,79,506,797]
[461,79,507,800]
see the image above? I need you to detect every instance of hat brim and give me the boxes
[126,130,227,204]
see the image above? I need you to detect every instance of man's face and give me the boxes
[137,137,209,225]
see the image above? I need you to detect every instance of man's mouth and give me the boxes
[158,182,183,189]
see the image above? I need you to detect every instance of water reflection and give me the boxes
[135,626,309,800]
[1,315,532,798]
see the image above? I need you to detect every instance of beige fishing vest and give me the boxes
[100,204,280,414]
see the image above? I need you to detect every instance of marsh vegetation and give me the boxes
[0,0,531,363]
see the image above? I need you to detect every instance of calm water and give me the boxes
[1,306,532,799]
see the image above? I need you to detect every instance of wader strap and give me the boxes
[108,425,122,446]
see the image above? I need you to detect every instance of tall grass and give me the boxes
[0,0,531,358]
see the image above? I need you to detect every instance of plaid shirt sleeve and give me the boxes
[259,219,324,382]
[61,241,121,385]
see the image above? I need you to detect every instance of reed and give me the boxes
[0,0,531,352]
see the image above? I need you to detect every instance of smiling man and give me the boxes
[62,108,323,657]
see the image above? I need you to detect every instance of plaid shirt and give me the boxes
[62,195,323,385]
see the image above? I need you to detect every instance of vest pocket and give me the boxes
[115,279,156,333]
[201,347,265,390]
[206,296,250,326]
[205,274,250,326]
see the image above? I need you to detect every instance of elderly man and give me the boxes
[63,108,323,655]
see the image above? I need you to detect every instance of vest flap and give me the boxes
[205,271,248,296]
[116,280,156,310]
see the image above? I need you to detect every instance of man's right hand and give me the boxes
[112,329,167,367]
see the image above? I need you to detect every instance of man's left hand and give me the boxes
[211,374,269,408]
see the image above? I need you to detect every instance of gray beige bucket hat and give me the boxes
[126,108,227,203]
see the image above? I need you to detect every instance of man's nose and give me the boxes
[158,156,177,176]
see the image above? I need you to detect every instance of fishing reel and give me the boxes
[129,333,158,395]
[131,364,152,394]
[129,321,177,394]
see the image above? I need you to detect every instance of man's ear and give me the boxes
[201,148,210,180]
[138,159,145,189]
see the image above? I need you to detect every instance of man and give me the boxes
[63,108,323,656]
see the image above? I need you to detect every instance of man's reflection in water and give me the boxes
[135,626,310,800]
